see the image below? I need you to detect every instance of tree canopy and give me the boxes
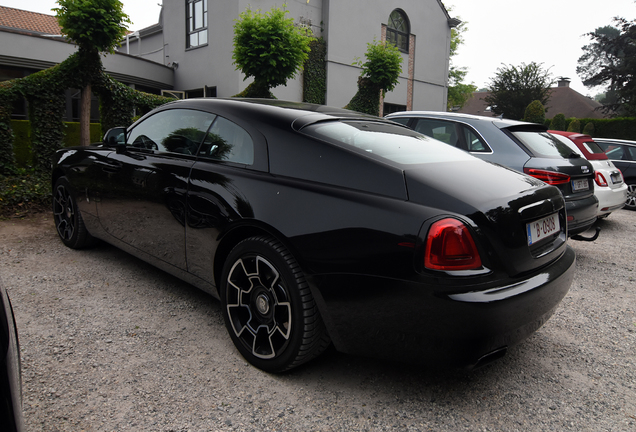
[54,0,130,54]
[484,62,553,120]
[232,7,313,97]
[576,18,636,117]
[445,7,476,110]
[345,39,402,116]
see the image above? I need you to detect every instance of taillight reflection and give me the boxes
[425,218,482,271]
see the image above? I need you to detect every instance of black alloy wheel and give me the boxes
[52,177,94,249]
[220,236,330,372]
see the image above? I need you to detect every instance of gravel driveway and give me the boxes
[1,210,635,431]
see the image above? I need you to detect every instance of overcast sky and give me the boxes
[3,0,635,96]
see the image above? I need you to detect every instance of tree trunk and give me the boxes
[80,83,91,146]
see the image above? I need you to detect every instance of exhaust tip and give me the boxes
[472,346,508,369]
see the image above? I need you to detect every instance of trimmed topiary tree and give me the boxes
[550,113,566,131]
[345,39,402,116]
[524,100,546,124]
[232,6,313,98]
[54,0,131,146]
[567,119,581,133]
[583,121,595,136]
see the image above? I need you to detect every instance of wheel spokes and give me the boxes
[627,185,636,208]
[53,186,75,241]
[226,255,292,359]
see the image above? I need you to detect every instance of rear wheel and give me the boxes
[220,236,330,372]
[53,177,94,249]
[625,182,636,210]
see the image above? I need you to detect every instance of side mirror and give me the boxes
[103,127,126,147]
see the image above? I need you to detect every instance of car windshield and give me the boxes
[302,120,475,165]
[511,131,575,158]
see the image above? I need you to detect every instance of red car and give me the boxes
[550,131,628,218]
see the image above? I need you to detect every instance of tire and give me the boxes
[220,236,330,372]
[625,182,636,211]
[52,177,95,249]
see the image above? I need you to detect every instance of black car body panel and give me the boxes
[52,99,575,369]
[386,111,598,236]
[0,282,25,432]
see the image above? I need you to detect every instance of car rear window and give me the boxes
[301,121,475,165]
[510,131,575,158]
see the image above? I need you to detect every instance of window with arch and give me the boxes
[387,9,409,52]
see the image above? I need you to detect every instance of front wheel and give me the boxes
[625,182,636,211]
[52,177,94,249]
[220,236,330,372]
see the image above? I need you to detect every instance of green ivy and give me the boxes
[0,169,51,218]
[303,38,326,105]
[344,77,383,116]
[0,51,173,176]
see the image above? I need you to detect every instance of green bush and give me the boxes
[567,119,581,133]
[550,113,566,131]
[0,169,51,218]
[523,100,545,124]
[583,122,595,136]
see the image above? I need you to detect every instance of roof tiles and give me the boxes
[0,6,61,35]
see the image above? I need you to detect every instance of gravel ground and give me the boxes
[1,210,635,432]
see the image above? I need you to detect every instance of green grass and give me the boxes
[0,170,51,219]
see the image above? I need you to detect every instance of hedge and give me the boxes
[10,120,103,168]
[548,115,636,139]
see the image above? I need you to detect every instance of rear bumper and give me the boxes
[310,246,575,368]
[595,183,628,215]
[565,194,598,235]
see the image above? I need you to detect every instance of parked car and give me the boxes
[385,112,599,237]
[549,131,627,218]
[593,137,636,210]
[0,281,25,432]
[52,99,575,372]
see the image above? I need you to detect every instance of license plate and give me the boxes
[527,213,560,245]
[572,178,589,191]
[610,172,622,184]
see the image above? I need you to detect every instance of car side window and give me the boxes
[598,142,626,160]
[627,146,636,160]
[127,109,215,155]
[198,116,254,165]
[413,119,459,148]
[460,126,490,152]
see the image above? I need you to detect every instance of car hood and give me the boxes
[404,159,567,276]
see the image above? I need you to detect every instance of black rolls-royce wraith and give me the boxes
[52,99,575,372]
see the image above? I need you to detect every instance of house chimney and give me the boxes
[557,77,571,88]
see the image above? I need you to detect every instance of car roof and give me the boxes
[385,110,546,131]
[153,98,381,130]
[593,137,636,146]
[549,130,608,161]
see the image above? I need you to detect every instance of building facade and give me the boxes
[123,0,459,113]
[1,1,458,116]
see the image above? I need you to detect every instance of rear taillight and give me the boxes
[595,171,608,187]
[523,168,570,185]
[424,218,482,271]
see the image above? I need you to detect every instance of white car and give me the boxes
[550,131,628,218]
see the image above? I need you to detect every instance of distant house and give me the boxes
[458,78,608,119]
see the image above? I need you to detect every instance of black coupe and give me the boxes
[52,99,575,372]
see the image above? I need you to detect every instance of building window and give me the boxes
[187,0,208,48]
[387,9,409,52]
